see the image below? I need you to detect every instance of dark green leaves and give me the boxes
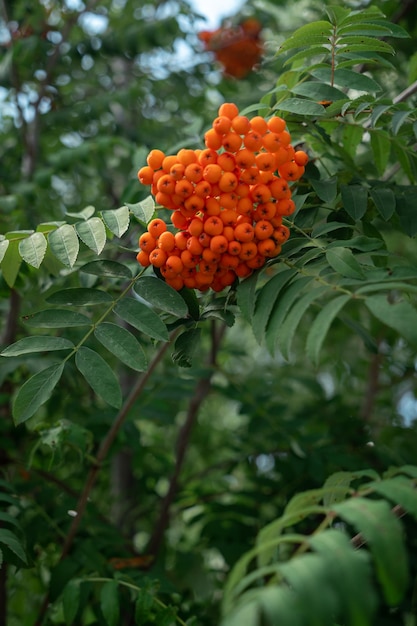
[114,298,169,342]
[75,347,122,409]
[341,185,368,221]
[13,362,65,424]
[134,276,188,317]
[365,295,417,347]
[94,323,147,371]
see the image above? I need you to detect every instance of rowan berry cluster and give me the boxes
[136,102,307,292]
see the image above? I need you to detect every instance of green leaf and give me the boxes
[341,185,368,221]
[101,206,130,237]
[114,297,169,342]
[369,187,395,220]
[252,269,297,344]
[309,530,376,625]
[135,589,154,625]
[46,288,113,306]
[367,477,417,519]
[342,124,363,159]
[80,259,132,279]
[291,82,346,102]
[171,328,201,368]
[311,67,381,93]
[276,98,326,117]
[63,579,81,626]
[94,323,147,371]
[326,248,364,279]
[13,362,65,424]
[236,272,259,322]
[48,224,79,268]
[278,22,332,53]
[100,580,119,626]
[365,295,417,347]
[0,529,27,565]
[392,110,411,135]
[75,217,106,255]
[18,232,47,268]
[75,347,122,409]
[370,104,392,127]
[333,498,408,605]
[370,130,391,175]
[277,286,328,360]
[1,240,21,287]
[1,336,74,357]
[126,196,155,224]
[310,177,338,204]
[306,295,351,364]
[22,309,92,328]
[66,205,95,220]
[337,38,394,56]
[134,276,188,317]
[265,276,314,353]
[395,189,417,237]
[0,237,10,263]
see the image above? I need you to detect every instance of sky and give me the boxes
[190,0,246,29]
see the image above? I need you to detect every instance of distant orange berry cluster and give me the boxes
[198,18,263,79]
[137,102,308,292]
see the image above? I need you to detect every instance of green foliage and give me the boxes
[1,0,417,625]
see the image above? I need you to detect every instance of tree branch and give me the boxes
[146,321,227,558]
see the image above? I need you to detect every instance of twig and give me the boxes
[33,331,177,626]
[146,321,227,557]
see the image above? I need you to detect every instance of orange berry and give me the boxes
[257,237,276,256]
[220,209,238,226]
[235,148,256,169]
[236,197,254,216]
[155,191,173,209]
[218,102,239,120]
[184,163,203,183]
[205,128,223,150]
[222,131,242,153]
[194,180,212,197]
[220,253,239,269]
[275,198,295,216]
[219,172,238,193]
[166,255,184,274]
[223,226,235,241]
[158,230,176,252]
[162,155,179,172]
[262,132,281,153]
[195,271,214,288]
[199,260,217,275]
[277,130,291,146]
[234,222,254,243]
[136,250,150,267]
[149,248,167,268]
[250,115,268,134]
[204,215,223,236]
[255,152,276,171]
[254,220,274,240]
[137,166,154,185]
[219,269,237,287]
[157,174,176,194]
[219,192,238,210]
[235,182,250,198]
[170,163,186,180]
[243,131,263,152]
[186,235,204,256]
[217,152,236,172]
[188,217,204,237]
[294,150,309,166]
[198,232,212,248]
[235,262,253,278]
[171,210,189,230]
[202,248,221,263]
[198,149,218,167]
[181,249,199,268]
[175,179,194,199]
[278,161,302,181]
[148,218,167,238]
[203,163,222,183]
[250,183,271,203]
[210,234,229,254]
[228,240,242,256]
[231,115,251,135]
[273,224,291,244]
[267,116,286,133]
[147,149,165,170]
[212,115,232,135]
[165,275,184,291]
[174,231,189,250]
[184,194,205,213]
[139,232,157,252]
[205,197,221,215]
[240,167,261,185]
[177,148,198,166]
[246,254,266,269]
[254,201,276,220]
[239,241,258,260]
[269,177,289,199]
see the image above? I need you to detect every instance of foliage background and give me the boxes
[1,0,417,625]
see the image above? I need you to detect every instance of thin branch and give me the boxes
[146,321,227,558]
[33,331,178,626]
